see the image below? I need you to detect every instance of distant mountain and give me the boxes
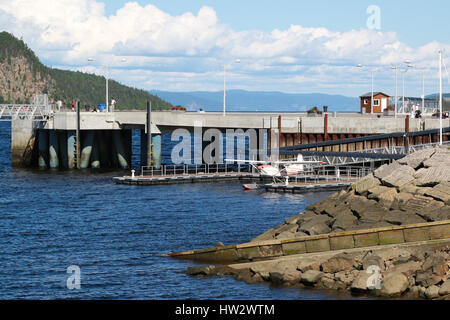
[425,93,450,99]
[150,89,360,112]
[0,31,172,110]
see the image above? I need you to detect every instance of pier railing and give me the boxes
[283,166,372,185]
[140,163,254,177]
[140,164,372,182]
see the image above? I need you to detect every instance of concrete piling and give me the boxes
[112,130,129,169]
[58,130,68,169]
[48,130,59,169]
[67,130,76,169]
[152,134,161,170]
[38,129,49,169]
[80,131,94,169]
[90,132,100,169]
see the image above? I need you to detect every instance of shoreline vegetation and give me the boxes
[184,146,450,299]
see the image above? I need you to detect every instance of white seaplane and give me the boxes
[225,153,327,190]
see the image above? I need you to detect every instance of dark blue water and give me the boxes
[0,121,347,299]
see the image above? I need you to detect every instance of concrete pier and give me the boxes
[9,110,450,169]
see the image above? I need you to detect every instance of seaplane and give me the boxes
[225,153,327,190]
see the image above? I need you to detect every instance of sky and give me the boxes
[1,0,450,97]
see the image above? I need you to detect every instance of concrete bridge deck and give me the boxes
[45,111,450,134]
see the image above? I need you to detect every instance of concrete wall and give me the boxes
[169,220,450,263]
[11,119,42,167]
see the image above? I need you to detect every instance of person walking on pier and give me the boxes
[71,101,75,112]
[111,98,116,112]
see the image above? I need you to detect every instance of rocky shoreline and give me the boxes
[186,240,450,299]
[185,146,450,299]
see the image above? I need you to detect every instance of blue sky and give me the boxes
[1,0,449,97]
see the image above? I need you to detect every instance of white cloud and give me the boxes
[0,0,449,96]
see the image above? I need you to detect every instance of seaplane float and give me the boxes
[225,154,327,190]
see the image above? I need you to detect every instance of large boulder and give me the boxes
[320,254,354,273]
[300,270,323,286]
[439,280,450,296]
[350,270,372,293]
[351,174,381,194]
[383,210,426,226]
[424,182,450,204]
[397,147,436,169]
[381,165,416,189]
[379,272,409,297]
[414,167,450,187]
[298,215,331,235]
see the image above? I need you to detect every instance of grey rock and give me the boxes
[424,182,450,204]
[379,272,409,297]
[298,215,331,235]
[374,162,401,180]
[414,167,450,187]
[381,165,415,189]
[350,270,372,293]
[186,265,215,276]
[300,270,323,286]
[351,174,381,194]
[439,280,450,296]
[383,210,426,226]
[397,147,436,169]
[424,285,440,299]
[321,255,354,274]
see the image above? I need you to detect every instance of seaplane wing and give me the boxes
[224,159,271,164]
[274,160,327,165]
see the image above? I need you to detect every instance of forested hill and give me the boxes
[0,31,171,110]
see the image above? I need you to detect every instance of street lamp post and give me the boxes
[439,50,443,145]
[223,59,240,116]
[87,57,126,112]
[356,64,374,114]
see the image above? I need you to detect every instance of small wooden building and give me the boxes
[359,92,390,113]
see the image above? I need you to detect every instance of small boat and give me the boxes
[242,183,259,190]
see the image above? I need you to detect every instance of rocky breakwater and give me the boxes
[185,146,450,299]
[252,146,450,241]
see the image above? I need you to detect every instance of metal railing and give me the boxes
[283,166,373,185]
[140,163,253,177]
[297,140,450,168]
[0,104,51,121]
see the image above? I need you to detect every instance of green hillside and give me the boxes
[0,31,172,110]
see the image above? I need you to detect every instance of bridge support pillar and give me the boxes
[269,129,279,161]
[49,130,59,169]
[67,130,76,169]
[152,134,162,170]
[38,129,49,169]
[90,132,100,169]
[80,131,94,169]
[112,130,129,169]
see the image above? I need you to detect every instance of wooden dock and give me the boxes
[113,172,356,194]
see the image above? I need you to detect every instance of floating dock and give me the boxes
[113,172,271,186]
[263,181,354,193]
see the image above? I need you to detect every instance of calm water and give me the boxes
[0,121,346,299]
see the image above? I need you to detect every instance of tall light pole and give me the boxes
[87,57,126,112]
[439,50,443,145]
[392,65,399,117]
[356,64,374,114]
[223,59,240,116]
[400,61,413,114]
